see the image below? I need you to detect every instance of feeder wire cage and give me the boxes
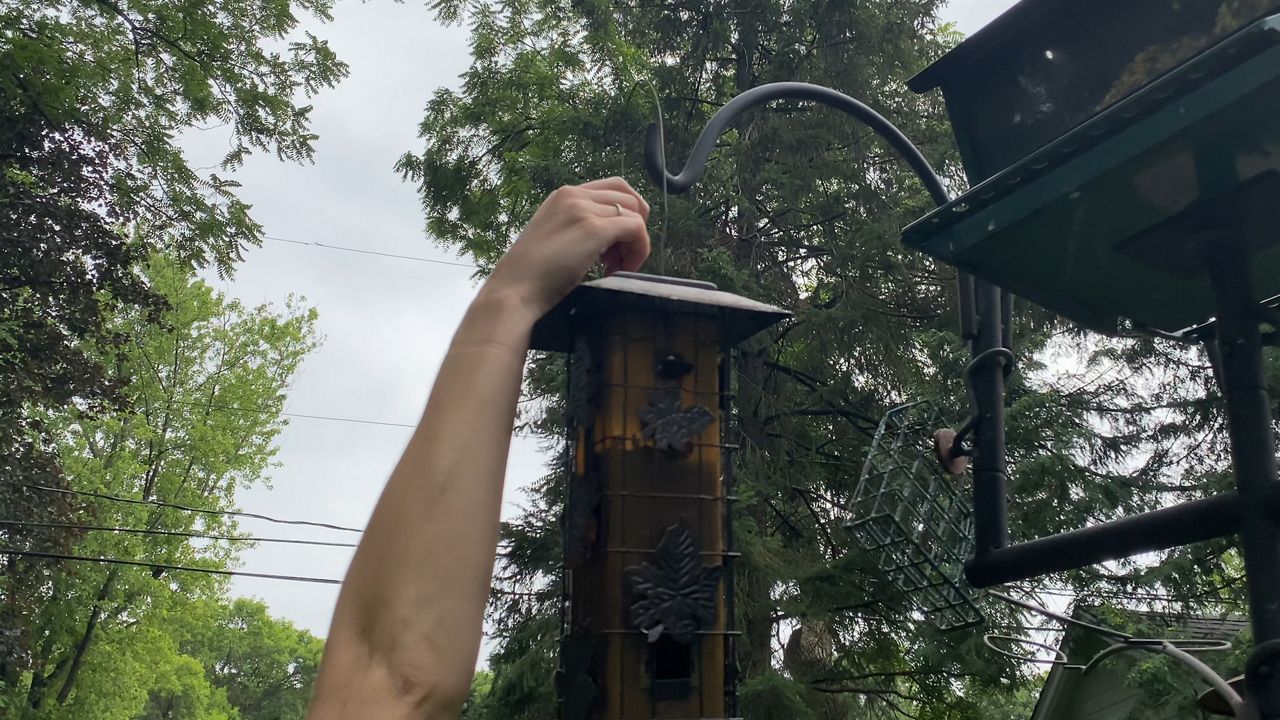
[845,401,983,631]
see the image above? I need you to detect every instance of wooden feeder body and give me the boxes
[905,0,1280,333]
[530,274,788,720]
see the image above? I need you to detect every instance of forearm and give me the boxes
[312,288,534,718]
[308,177,650,720]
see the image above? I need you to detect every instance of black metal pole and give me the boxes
[971,279,1009,557]
[965,490,1265,587]
[1206,245,1280,719]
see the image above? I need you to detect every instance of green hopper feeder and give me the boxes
[905,0,1280,334]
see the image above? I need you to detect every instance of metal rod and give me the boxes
[971,280,1009,557]
[1206,245,1280,718]
[989,590,1133,640]
[965,490,1268,587]
[720,353,738,720]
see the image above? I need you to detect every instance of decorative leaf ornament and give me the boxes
[637,388,714,453]
[627,522,723,643]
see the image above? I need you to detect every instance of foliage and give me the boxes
[0,0,346,588]
[460,670,495,720]
[1,0,347,272]
[144,597,325,720]
[0,258,319,717]
[1,105,155,658]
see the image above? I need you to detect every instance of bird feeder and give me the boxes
[530,272,788,720]
[904,0,1280,334]
[846,402,982,631]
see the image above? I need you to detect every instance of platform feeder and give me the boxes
[530,272,788,720]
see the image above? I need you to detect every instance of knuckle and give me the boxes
[549,185,578,203]
[569,198,598,221]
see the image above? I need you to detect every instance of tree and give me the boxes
[2,0,347,271]
[0,0,347,572]
[144,597,324,720]
[401,0,1270,716]
[0,257,318,715]
[460,670,495,720]
[18,594,325,720]
[0,106,157,666]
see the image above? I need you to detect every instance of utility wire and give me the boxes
[168,399,417,429]
[263,235,478,269]
[167,399,548,440]
[0,520,358,548]
[1,548,342,585]
[2,480,364,533]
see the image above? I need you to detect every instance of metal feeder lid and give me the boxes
[528,272,791,352]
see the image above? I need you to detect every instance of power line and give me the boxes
[2,481,364,533]
[263,235,478,269]
[2,548,342,585]
[0,520,359,548]
[169,399,550,441]
[168,399,417,429]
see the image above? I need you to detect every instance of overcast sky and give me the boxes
[183,0,1021,643]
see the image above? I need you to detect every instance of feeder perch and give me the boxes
[530,272,788,720]
[905,0,1280,333]
[845,402,982,631]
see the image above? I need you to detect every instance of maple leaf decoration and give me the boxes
[627,522,723,644]
[637,387,714,453]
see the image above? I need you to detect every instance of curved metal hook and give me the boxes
[983,633,1078,668]
[1084,640,1245,717]
[643,82,952,207]
[987,592,1244,716]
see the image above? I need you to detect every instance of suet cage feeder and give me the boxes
[530,272,788,720]
[905,0,1280,334]
[845,401,982,631]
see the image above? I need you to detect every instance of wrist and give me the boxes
[452,285,538,356]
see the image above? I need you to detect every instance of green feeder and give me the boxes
[905,0,1280,333]
[846,402,982,631]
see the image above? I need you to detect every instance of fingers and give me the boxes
[596,212,650,275]
[578,177,650,218]
[580,188,649,220]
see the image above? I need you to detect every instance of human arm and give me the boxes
[306,178,651,720]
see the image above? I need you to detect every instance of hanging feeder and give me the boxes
[845,401,982,631]
[903,0,1280,334]
[530,272,788,720]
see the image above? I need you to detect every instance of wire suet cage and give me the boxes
[845,402,982,631]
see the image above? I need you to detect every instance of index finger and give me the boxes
[579,177,650,218]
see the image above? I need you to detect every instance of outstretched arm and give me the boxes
[307,178,651,720]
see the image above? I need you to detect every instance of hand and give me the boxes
[482,177,652,322]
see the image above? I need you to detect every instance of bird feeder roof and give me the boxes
[903,12,1280,334]
[529,272,790,352]
[908,0,1058,94]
